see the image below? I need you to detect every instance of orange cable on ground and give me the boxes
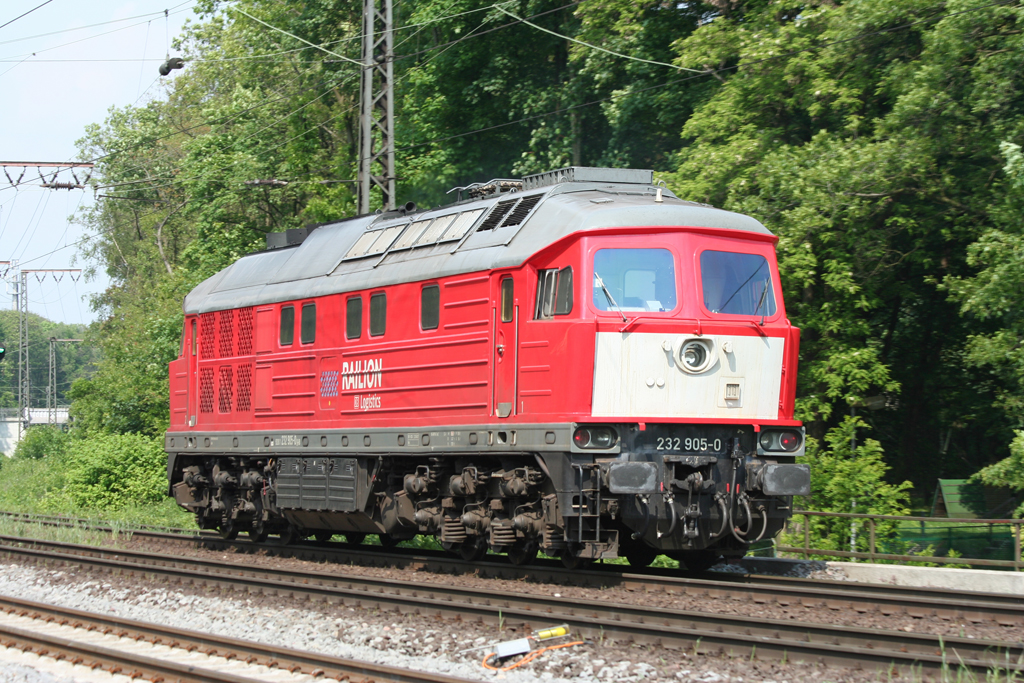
[481,640,585,671]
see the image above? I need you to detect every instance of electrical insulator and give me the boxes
[159,57,185,76]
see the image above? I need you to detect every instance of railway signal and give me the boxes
[0,345,5,361]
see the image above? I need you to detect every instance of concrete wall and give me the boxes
[0,419,19,457]
[0,409,70,457]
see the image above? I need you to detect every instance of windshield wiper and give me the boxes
[594,272,627,323]
[753,278,769,325]
[717,262,768,314]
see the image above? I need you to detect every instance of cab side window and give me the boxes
[370,292,387,336]
[346,296,362,340]
[280,305,295,345]
[421,285,439,330]
[534,266,573,319]
[300,302,316,344]
[501,278,514,322]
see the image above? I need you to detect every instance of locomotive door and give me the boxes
[494,276,517,418]
[253,306,276,411]
[188,319,197,426]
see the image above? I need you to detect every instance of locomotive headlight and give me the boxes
[678,338,715,374]
[779,431,800,451]
[573,426,617,449]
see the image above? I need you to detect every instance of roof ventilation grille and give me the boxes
[477,199,517,231]
[522,166,653,191]
[500,194,543,228]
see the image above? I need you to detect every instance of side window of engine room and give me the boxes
[421,284,439,331]
[700,250,776,317]
[370,292,387,336]
[280,305,295,345]
[346,296,362,340]
[301,302,316,344]
[534,266,573,319]
[592,248,676,313]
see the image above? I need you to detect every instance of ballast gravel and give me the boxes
[2,558,891,683]
[122,537,1015,643]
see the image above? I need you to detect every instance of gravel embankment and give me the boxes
[0,554,903,683]
[122,538,1015,642]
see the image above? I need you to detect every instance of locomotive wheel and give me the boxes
[279,525,303,545]
[624,544,659,568]
[344,533,367,545]
[218,521,239,541]
[459,539,488,562]
[248,520,269,543]
[378,534,401,549]
[677,550,721,572]
[560,551,593,571]
[507,542,538,566]
[313,531,334,543]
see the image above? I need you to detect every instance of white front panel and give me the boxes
[592,333,784,420]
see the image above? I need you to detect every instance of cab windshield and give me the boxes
[592,248,677,313]
[700,250,776,316]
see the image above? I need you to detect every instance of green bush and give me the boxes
[0,450,70,513]
[60,433,167,511]
[780,415,913,557]
[11,425,71,460]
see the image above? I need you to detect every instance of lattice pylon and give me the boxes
[358,0,396,214]
[48,337,56,426]
[17,272,28,438]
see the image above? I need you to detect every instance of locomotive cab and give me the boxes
[515,222,807,566]
[165,166,805,570]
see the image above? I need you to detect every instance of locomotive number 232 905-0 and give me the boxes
[656,437,723,453]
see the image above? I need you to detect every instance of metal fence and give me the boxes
[778,510,1023,571]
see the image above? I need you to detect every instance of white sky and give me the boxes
[0,0,195,326]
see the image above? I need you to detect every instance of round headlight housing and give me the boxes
[678,338,715,374]
[759,429,802,452]
[779,430,801,452]
[573,426,617,449]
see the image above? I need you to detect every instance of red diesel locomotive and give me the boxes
[165,166,807,569]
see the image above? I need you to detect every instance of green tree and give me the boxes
[668,0,1024,487]
[786,416,912,555]
[971,431,1024,517]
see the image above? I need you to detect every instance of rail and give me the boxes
[779,510,1024,571]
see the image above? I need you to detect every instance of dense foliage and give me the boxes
[70,0,1024,514]
[0,426,190,525]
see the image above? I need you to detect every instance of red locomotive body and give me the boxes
[166,167,806,569]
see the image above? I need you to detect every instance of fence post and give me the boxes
[869,518,876,558]
[1015,522,1021,573]
[804,512,810,559]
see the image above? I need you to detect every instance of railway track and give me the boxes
[5,510,1022,630]
[1,534,1021,676]
[0,592,472,683]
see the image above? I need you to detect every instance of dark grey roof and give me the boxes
[183,181,773,315]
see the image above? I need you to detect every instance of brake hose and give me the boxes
[751,506,769,542]
[657,495,678,539]
[631,495,651,541]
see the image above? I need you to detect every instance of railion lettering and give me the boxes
[341,358,383,391]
